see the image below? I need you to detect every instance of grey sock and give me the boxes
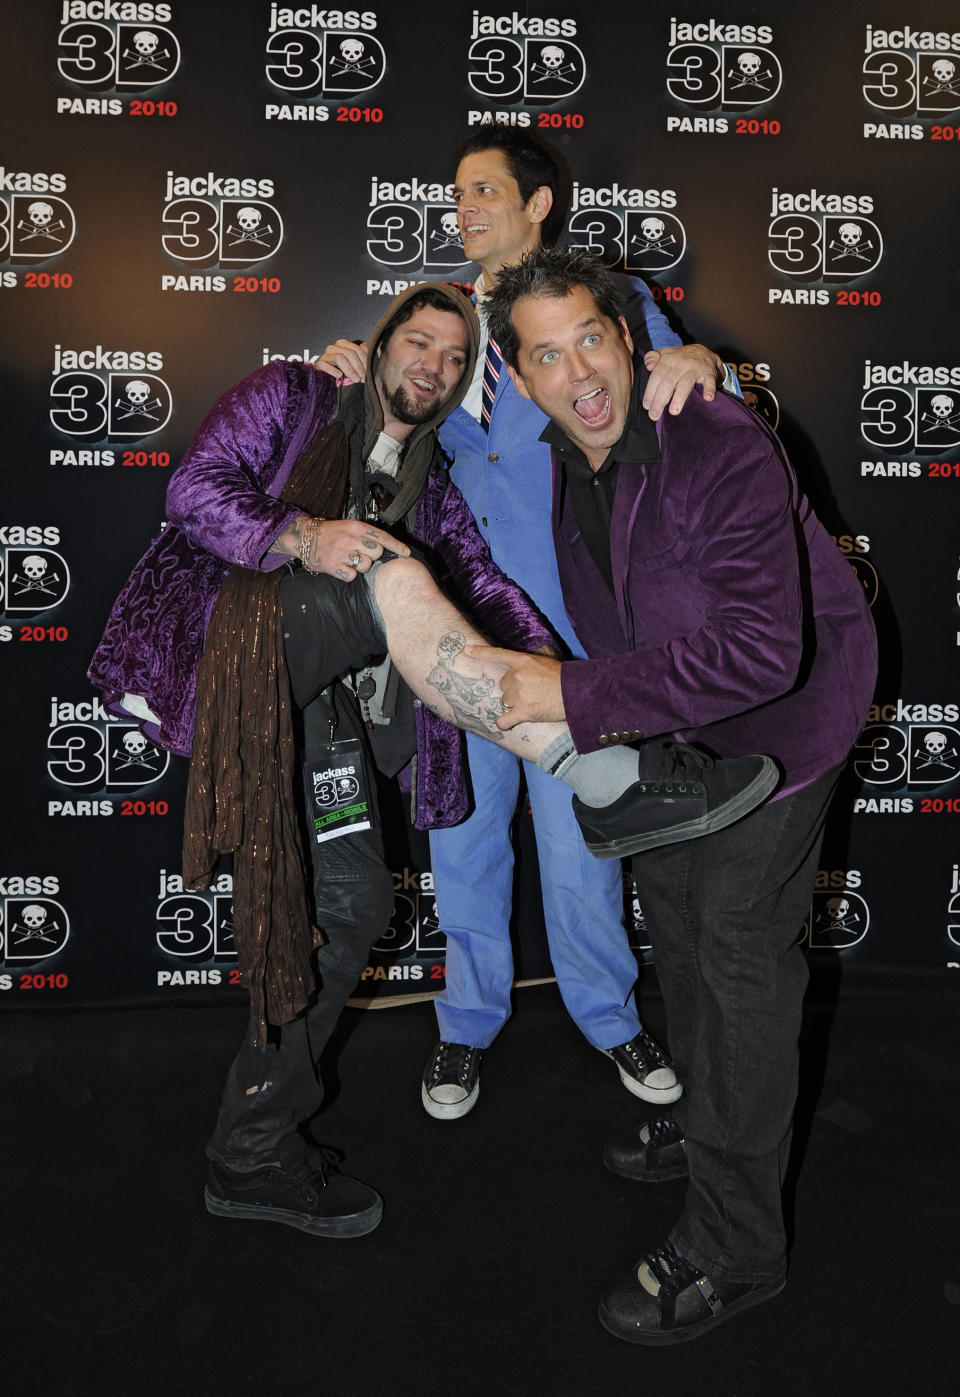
[537,733,640,807]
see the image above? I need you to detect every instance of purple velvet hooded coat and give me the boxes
[88,301,553,829]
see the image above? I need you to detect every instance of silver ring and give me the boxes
[347,551,363,568]
[500,698,512,712]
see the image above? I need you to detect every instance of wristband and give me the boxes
[299,518,324,572]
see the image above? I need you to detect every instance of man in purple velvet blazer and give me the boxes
[90,282,561,1241]
[481,246,877,1345]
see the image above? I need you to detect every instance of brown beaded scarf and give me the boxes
[182,420,349,1047]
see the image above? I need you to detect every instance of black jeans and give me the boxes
[632,767,840,1284]
[206,571,395,1168]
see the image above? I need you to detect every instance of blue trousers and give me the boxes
[429,730,643,1051]
[634,767,840,1282]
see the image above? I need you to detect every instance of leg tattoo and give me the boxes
[425,631,506,741]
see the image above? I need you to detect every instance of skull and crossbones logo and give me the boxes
[530,43,578,86]
[12,555,62,598]
[819,896,860,935]
[329,36,377,77]
[16,201,67,245]
[924,57,960,96]
[11,904,60,945]
[914,730,959,771]
[828,222,875,263]
[430,210,463,252]
[728,51,773,91]
[114,380,163,421]
[225,207,276,248]
[123,30,172,70]
[919,394,960,433]
[630,216,678,256]
[313,773,360,807]
[113,730,162,772]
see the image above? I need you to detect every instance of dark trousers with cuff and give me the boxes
[632,766,840,1284]
[207,568,394,1169]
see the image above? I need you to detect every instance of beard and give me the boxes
[377,371,442,426]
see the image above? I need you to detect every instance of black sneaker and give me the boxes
[204,1146,382,1238]
[421,1041,483,1120]
[603,1030,683,1104]
[603,1114,688,1182]
[598,1237,785,1345]
[573,743,778,860]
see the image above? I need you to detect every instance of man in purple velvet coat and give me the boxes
[480,247,877,1344]
[90,282,559,1238]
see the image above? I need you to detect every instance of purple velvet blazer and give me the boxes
[89,360,553,827]
[555,389,877,794]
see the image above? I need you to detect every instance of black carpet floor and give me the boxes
[1,966,958,1396]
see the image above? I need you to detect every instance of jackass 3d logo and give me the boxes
[156,868,236,963]
[163,172,284,267]
[805,871,870,951]
[265,6,386,97]
[57,2,181,90]
[861,361,960,455]
[0,525,70,618]
[566,181,684,273]
[49,345,173,441]
[467,12,586,103]
[47,696,171,795]
[854,701,960,791]
[768,188,883,282]
[366,175,469,271]
[370,869,442,963]
[666,17,782,108]
[862,24,960,115]
[0,169,76,264]
[947,863,960,950]
[0,877,70,965]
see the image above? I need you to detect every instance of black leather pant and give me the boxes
[206,570,395,1168]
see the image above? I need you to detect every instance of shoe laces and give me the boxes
[636,742,710,795]
[286,1144,343,1189]
[664,743,711,792]
[430,1042,480,1085]
[646,1115,683,1146]
[623,1030,670,1070]
[641,1238,700,1296]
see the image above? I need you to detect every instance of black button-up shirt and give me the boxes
[541,359,661,593]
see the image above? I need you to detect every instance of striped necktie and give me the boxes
[480,334,503,430]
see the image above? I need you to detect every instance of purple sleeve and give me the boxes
[165,362,320,570]
[561,428,803,749]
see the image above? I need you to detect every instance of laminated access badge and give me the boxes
[303,737,372,844]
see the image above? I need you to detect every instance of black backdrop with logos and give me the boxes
[2,0,960,1013]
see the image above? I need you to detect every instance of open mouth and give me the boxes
[410,375,438,396]
[461,222,490,240]
[573,386,611,427]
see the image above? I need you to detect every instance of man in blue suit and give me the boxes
[320,130,743,1122]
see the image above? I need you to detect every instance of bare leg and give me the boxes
[371,557,567,763]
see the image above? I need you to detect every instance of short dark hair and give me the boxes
[456,128,563,244]
[485,246,627,370]
[378,285,465,351]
